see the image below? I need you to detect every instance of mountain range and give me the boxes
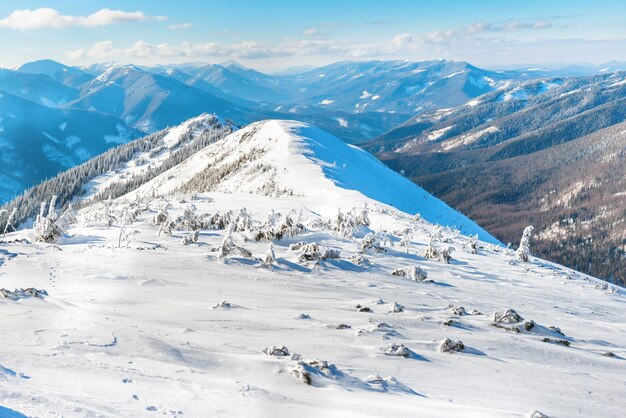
[368,72,626,285]
[1,58,625,286]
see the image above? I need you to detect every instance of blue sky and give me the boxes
[1,0,625,70]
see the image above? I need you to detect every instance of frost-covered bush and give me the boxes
[33,196,66,243]
[262,243,276,267]
[389,302,404,313]
[152,203,171,225]
[391,266,429,281]
[424,227,454,263]
[212,300,232,309]
[492,308,523,325]
[176,204,205,231]
[296,243,340,264]
[207,210,233,230]
[398,228,413,254]
[289,359,340,385]
[264,345,290,357]
[467,235,478,254]
[335,204,370,237]
[1,287,48,300]
[360,232,391,254]
[439,338,465,353]
[215,223,252,261]
[516,226,534,262]
[234,207,253,232]
[384,343,411,357]
[446,305,466,316]
[255,211,305,241]
[181,230,200,245]
[348,253,370,266]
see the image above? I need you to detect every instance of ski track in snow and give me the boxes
[0,119,624,417]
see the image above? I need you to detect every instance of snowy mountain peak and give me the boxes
[123,118,498,243]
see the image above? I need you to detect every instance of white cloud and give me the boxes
[66,38,350,61]
[169,22,192,31]
[63,18,560,63]
[0,8,166,30]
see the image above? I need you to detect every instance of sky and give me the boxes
[1,0,625,71]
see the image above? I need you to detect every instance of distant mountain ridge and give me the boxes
[368,71,626,285]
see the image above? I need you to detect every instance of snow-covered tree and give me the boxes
[262,243,276,267]
[182,230,200,245]
[215,223,251,261]
[2,208,17,236]
[399,228,412,254]
[424,227,454,263]
[516,226,534,262]
[33,196,65,242]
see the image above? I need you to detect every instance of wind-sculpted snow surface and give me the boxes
[0,118,623,417]
[0,191,623,417]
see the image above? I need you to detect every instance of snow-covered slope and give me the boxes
[126,120,498,244]
[0,118,624,418]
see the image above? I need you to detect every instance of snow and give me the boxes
[1,117,624,417]
[441,126,499,150]
[41,144,74,167]
[427,125,453,141]
[335,117,349,128]
[443,70,468,79]
[125,120,497,243]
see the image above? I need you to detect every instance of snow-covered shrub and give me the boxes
[360,232,391,254]
[391,266,429,281]
[255,212,305,241]
[176,204,205,231]
[492,309,523,325]
[1,287,48,300]
[264,345,290,357]
[215,223,252,261]
[212,300,232,309]
[296,243,340,264]
[446,305,466,316]
[529,410,551,418]
[398,228,413,254]
[181,230,199,245]
[207,211,232,229]
[262,243,276,267]
[424,227,454,263]
[33,196,65,242]
[355,304,372,313]
[335,204,370,237]
[594,281,618,294]
[467,235,478,254]
[439,338,465,353]
[234,207,253,232]
[389,302,404,313]
[516,226,534,262]
[384,343,411,358]
[541,337,571,347]
[348,253,370,266]
[98,197,117,227]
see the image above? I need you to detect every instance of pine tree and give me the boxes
[516,226,534,262]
